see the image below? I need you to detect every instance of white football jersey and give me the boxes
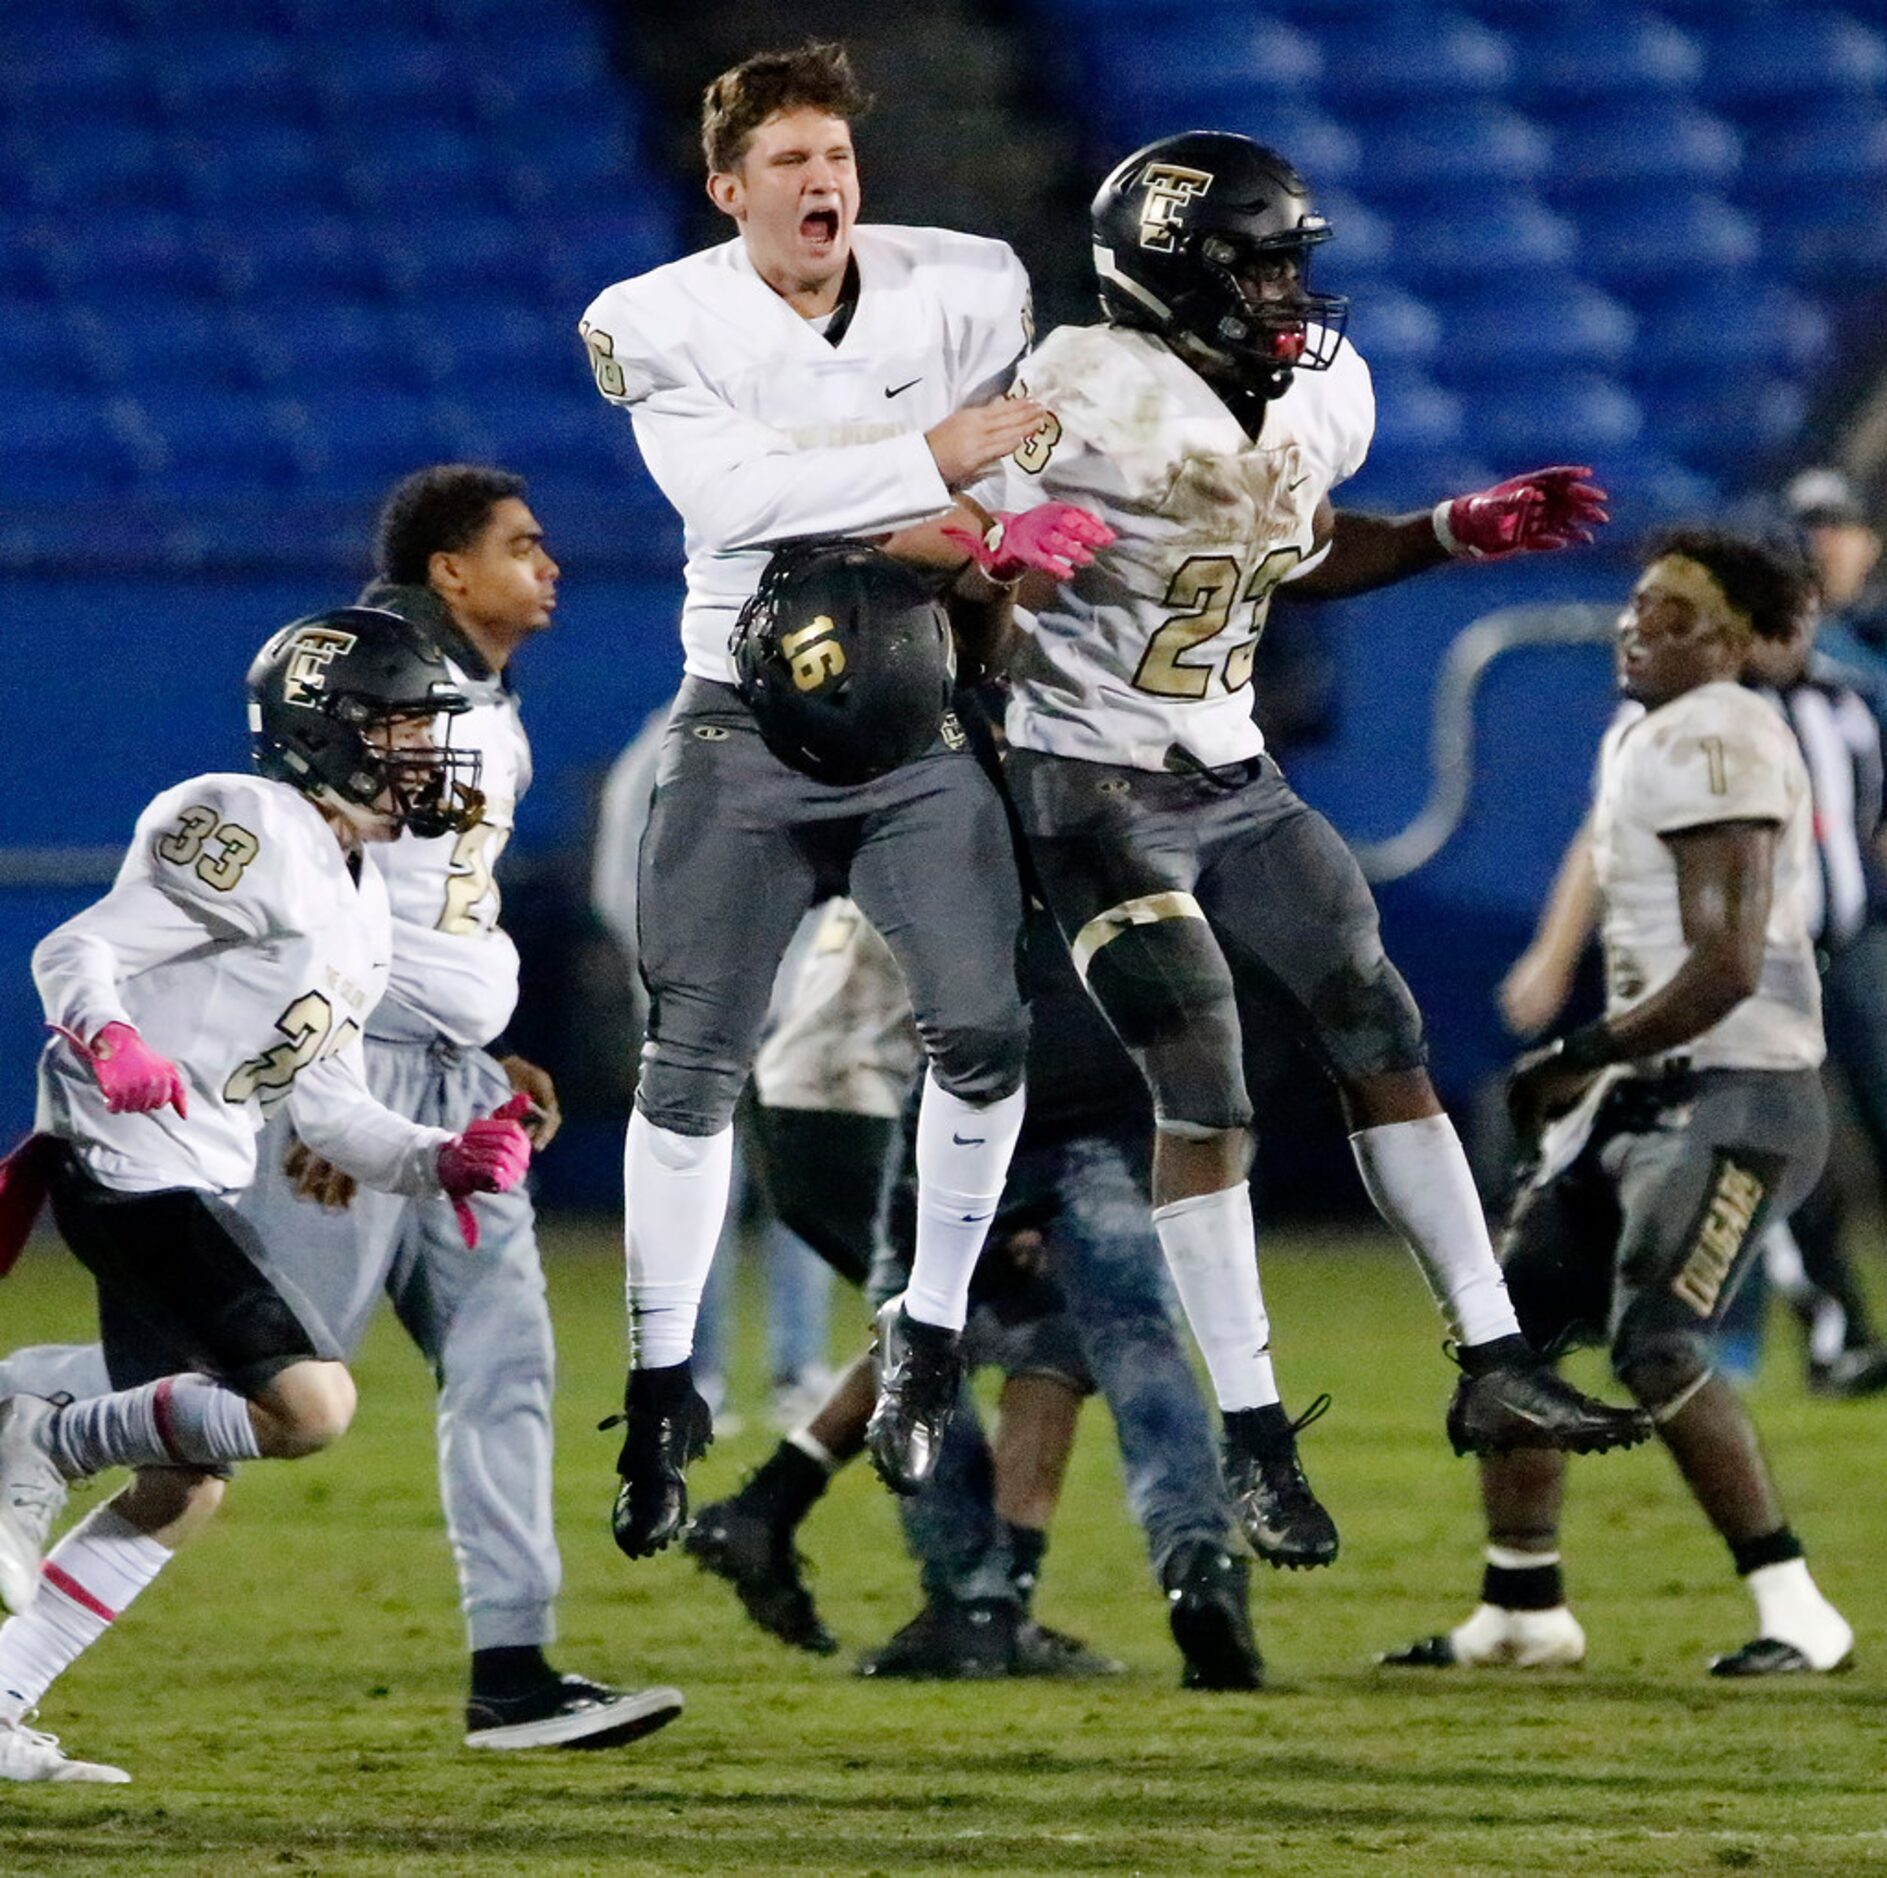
[33,773,453,1197]
[996,323,1374,771]
[580,225,1032,684]
[368,660,532,1049]
[1592,681,1823,1072]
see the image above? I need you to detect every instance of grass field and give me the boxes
[0,1218,1884,1876]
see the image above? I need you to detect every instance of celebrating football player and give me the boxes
[967,132,1648,1567]
[576,42,1109,1544]
[0,609,533,1782]
[1384,531,1852,1676]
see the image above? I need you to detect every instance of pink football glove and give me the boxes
[1434,466,1610,560]
[438,1094,534,1250]
[48,1020,188,1118]
[941,503,1116,583]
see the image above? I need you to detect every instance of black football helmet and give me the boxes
[730,541,956,787]
[1091,130,1348,401]
[247,606,485,837]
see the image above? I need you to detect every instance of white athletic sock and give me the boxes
[1151,1182,1280,1412]
[1349,1115,1521,1345]
[0,1503,170,1723]
[902,1074,1026,1332]
[44,1376,262,1479]
[624,1110,734,1369]
[1745,1558,1853,1668]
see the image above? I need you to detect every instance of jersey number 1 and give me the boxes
[1134,548,1302,699]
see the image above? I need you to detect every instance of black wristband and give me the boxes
[1557,1022,1616,1074]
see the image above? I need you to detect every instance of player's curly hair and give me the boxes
[701,41,869,175]
[375,464,526,587]
[1646,526,1816,644]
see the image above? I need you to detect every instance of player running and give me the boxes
[0,609,533,1782]
[963,131,1649,1567]
[577,41,1108,1538]
[1384,530,1852,1676]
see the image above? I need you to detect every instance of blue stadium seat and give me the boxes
[1575,190,1759,285]
[240,303,417,394]
[0,302,112,391]
[371,215,555,301]
[1353,106,1551,197]
[126,390,306,492]
[307,39,467,123]
[1701,12,1887,103]
[1388,194,1576,285]
[1366,370,1465,453]
[1641,380,1809,474]
[1589,452,1725,537]
[1340,448,1495,517]
[1083,16,1322,123]
[1632,281,1829,377]
[214,216,391,301]
[1314,12,1512,101]
[1308,192,1396,289]
[1509,10,1704,106]
[112,302,258,391]
[1760,192,1887,283]
[1,35,152,120]
[1743,100,1887,194]
[399,304,587,394]
[1547,106,1742,191]
[6,397,155,497]
[20,127,182,213]
[1342,287,1441,369]
[285,393,454,495]
[339,126,500,214]
[152,35,301,123]
[440,393,644,483]
[1427,277,1636,378]
[48,213,227,300]
[1470,374,1644,461]
[178,129,345,213]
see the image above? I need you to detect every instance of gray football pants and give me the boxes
[3,1039,560,1656]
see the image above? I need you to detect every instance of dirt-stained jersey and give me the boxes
[1593,681,1822,1072]
[367,659,532,1049]
[996,322,1373,771]
[580,225,1031,685]
[33,773,453,1197]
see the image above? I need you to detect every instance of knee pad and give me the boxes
[1613,1307,1714,1421]
[1079,899,1251,1132]
[633,1042,746,1138]
[1303,953,1428,1082]
[924,1020,1028,1106]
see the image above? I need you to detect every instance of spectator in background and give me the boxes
[1786,469,1887,691]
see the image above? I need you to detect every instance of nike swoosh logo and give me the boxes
[1287,475,1309,492]
[885,378,922,399]
[951,1132,986,1146]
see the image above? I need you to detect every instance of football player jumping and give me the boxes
[577,42,1108,1539]
[1385,532,1852,1676]
[964,132,1651,1567]
[0,611,532,1782]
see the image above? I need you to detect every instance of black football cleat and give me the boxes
[606,1362,713,1560]
[1709,1638,1853,1677]
[856,1597,1017,1680]
[1808,1344,1887,1399]
[683,1497,838,1656]
[1446,1335,1653,1457]
[1222,1395,1339,1570]
[1012,1620,1126,1680]
[1378,1633,1460,1668]
[1163,1540,1264,1691]
[464,1674,684,1751]
[864,1300,964,1496]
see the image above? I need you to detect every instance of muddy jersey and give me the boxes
[996,322,1373,771]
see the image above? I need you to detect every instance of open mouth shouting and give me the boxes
[800,205,841,253]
